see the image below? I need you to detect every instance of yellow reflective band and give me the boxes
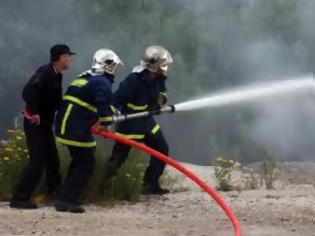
[99,116,113,122]
[151,124,160,134]
[115,132,145,140]
[70,79,88,87]
[110,105,118,114]
[56,137,96,148]
[61,104,73,135]
[127,103,148,111]
[63,95,97,113]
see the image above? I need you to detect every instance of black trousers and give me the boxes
[105,130,169,188]
[58,146,95,204]
[11,120,61,202]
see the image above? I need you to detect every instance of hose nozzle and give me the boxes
[112,105,175,123]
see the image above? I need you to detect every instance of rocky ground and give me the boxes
[1,161,315,235]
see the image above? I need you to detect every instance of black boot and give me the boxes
[143,180,170,195]
[55,201,85,213]
[143,169,170,195]
[10,200,38,209]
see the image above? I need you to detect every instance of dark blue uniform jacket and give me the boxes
[55,73,114,147]
[113,69,167,140]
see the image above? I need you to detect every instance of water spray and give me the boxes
[112,75,315,122]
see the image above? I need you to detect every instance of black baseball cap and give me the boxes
[50,44,76,62]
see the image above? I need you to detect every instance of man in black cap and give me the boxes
[10,44,75,209]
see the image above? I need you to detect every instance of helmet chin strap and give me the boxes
[104,62,118,74]
[91,68,106,75]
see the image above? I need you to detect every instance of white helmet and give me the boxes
[92,49,123,74]
[142,45,173,73]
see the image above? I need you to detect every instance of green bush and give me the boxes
[0,127,29,200]
[262,154,276,190]
[83,147,149,204]
[214,156,235,192]
[0,124,168,203]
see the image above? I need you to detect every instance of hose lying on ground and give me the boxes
[91,128,242,236]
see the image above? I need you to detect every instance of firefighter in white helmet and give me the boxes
[54,49,123,213]
[103,45,173,195]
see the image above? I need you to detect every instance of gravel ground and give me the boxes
[1,162,315,236]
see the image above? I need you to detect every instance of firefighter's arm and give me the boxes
[113,78,139,109]
[157,91,168,107]
[157,78,168,107]
[91,80,115,127]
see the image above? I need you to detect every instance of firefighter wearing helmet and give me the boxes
[103,45,173,195]
[54,49,123,213]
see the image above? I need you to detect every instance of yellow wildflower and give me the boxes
[3,157,10,161]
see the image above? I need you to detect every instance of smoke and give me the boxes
[250,94,315,161]
[1,0,315,164]
[165,0,315,164]
[239,1,315,163]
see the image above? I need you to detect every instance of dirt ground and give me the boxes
[1,162,315,236]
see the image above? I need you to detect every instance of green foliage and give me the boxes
[0,127,29,200]
[262,154,276,189]
[214,156,235,191]
[0,124,163,203]
[243,170,260,190]
[85,148,149,204]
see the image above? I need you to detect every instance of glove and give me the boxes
[157,92,168,107]
[21,109,40,125]
[92,122,112,132]
[29,114,41,125]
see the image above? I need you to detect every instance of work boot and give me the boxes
[55,201,85,213]
[143,185,170,195]
[10,200,38,209]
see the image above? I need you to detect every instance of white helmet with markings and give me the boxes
[142,45,173,73]
[92,49,123,74]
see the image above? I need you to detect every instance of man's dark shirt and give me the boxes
[22,63,62,127]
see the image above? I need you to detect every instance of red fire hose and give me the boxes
[91,128,242,236]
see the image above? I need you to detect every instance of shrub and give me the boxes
[243,170,260,190]
[0,132,157,203]
[85,148,149,204]
[214,156,235,192]
[0,122,173,203]
[262,154,276,190]
[0,127,29,200]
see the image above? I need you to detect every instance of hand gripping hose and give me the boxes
[91,128,242,236]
